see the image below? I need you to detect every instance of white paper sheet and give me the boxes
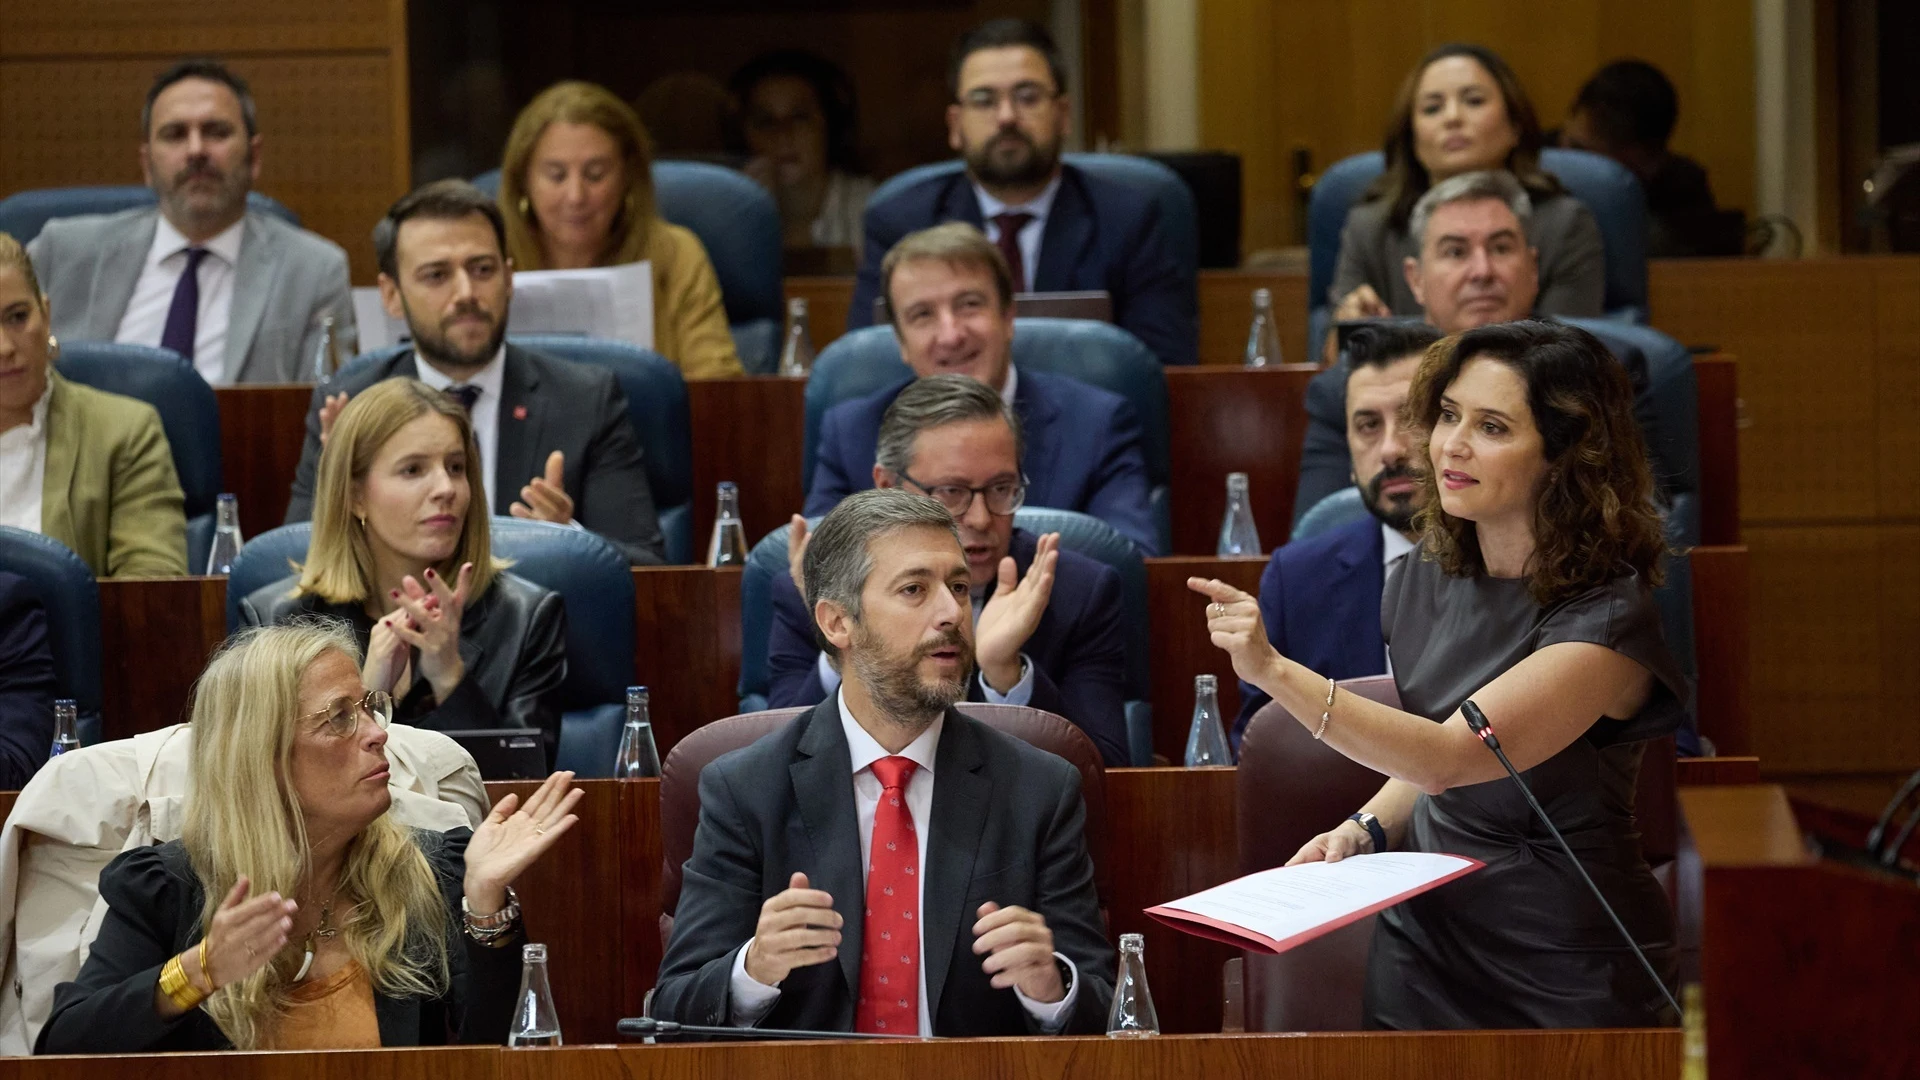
[349,260,655,354]
[1148,852,1481,954]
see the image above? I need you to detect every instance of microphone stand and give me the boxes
[1865,766,1920,867]
[1460,700,1683,1022]
[617,1017,919,1042]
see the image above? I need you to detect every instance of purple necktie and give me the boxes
[991,212,1034,294]
[446,384,481,413]
[159,247,210,361]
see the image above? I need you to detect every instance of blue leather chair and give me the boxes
[225,518,637,776]
[865,153,1200,302]
[0,187,299,246]
[1306,148,1648,334]
[339,335,697,563]
[55,342,223,572]
[506,335,696,564]
[472,163,783,373]
[0,527,103,745]
[1292,487,1370,542]
[736,507,1154,765]
[804,318,1172,552]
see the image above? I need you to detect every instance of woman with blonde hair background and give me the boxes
[240,378,567,761]
[37,620,582,1051]
[498,81,743,379]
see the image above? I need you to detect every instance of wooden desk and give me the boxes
[1143,557,1266,762]
[215,385,312,541]
[1196,270,1310,367]
[1164,367,1315,554]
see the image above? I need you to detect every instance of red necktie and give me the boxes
[855,756,920,1035]
[992,212,1034,294]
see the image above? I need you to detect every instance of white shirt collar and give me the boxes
[998,362,1019,408]
[836,687,943,778]
[150,214,245,268]
[1382,523,1416,565]
[412,344,507,400]
[972,172,1063,224]
[0,380,52,443]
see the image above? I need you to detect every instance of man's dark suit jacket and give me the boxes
[767,529,1131,766]
[0,573,56,790]
[849,164,1197,366]
[283,344,666,565]
[1231,517,1391,749]
[652,698,1116,1036]
[804,368,1159,555]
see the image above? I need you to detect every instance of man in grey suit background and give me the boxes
[284,180,667,566]
[26,59,354,385]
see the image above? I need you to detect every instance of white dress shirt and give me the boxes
[974,175,1062,293]
[411,346,506,503]
[114,217,245,386]
[1381,524,1416,674]
[728,689,1078,1033]
[0,385,52,534]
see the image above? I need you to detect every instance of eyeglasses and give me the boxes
[898,471,1027,517]
[298,690,393,740]
[957,84,1059,114]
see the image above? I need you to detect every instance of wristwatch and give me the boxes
[1348,812,1387,854]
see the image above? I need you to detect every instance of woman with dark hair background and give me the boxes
[1330,44,1606,323]
[1194,320,1683,1030]
[730,50,876,254]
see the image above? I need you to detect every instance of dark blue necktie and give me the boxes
[159,247,209,361]
[446,384,481,413]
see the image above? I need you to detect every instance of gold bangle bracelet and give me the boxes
[159,956,207,1012]
[1314,678,1336,740]
[197,935,214,994]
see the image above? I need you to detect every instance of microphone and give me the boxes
[1459,699,1682,1022]
[1865,765,1920,865]
[616,1017,918,1042]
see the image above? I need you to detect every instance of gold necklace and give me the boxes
[293,895,340,982]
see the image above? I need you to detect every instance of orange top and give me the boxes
[265,959,380,1050]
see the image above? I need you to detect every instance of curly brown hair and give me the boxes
[1408,320,1666,605]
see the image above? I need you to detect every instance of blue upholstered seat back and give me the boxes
[0,186,299,245]
[0,527,103,744]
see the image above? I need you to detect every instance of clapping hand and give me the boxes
[388,563,472,701]
[972,902,1063,1002]
[463,771,583,914]
[510,451,574,525]
[786,515,812,594]
[975,533,1059,693]
[199,877,299,990]
[362,609,412,694]
[1187,576,1281,689]
[743,872,842,986]
[317,392,351,447]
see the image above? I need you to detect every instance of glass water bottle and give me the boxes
[507,943,563,1047]
[779,297,816,376]
[1105,933,1160,1038]
[1244,287,1283,368]
[1216,473,1261,557]
[1184,675,1232,766]
[312,314,345,378]
[205,494,245,575]
[49,699,80,758]
[614,686,661,780]
[707,482,748,568]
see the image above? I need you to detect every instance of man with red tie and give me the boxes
[652,488,1114,1036]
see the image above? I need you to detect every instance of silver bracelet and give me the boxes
[462,885,521,944]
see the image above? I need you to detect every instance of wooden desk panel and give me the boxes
[619,779,665,1020]
[631,567,743,755]
[1164,367,1314,557]
[2,1047,499,1080]
[1196,269,1309,367]
[1693,356,1740,546]
[686,377,807,551]
[97,577,227,741]
[786,277,855,353]
[1689,545,1751,756]
[1144,558,1267,764]
[215,385,313,542]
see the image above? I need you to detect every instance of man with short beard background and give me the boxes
[653,488,1114,1037]
[1230,322,1440,750]
[28,59,355,385]
[845,18,1196,366]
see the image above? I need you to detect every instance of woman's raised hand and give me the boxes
[1187,576,1282,689]
[463,771,584,915]
[198,876,298,990]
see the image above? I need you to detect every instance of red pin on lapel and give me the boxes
[513,405,528,420]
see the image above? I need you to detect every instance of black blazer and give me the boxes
[652,698,1115,1036]
[283,344,666,566]
[239,571,567,761]
[850,164,1197,366]
[766,529,1132,767]
[36,831,521,1053]
[0,573,56,790]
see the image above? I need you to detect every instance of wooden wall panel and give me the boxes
[1199,0,1756,255]
[0,0,410,284]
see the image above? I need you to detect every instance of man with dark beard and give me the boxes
[1229,322,1440,750]
[28,59,355,384]
[654,488,1114,1036]
[846,19,1196,366]
[283,180,666,564]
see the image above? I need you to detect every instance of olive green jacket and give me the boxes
[40,371,186,577]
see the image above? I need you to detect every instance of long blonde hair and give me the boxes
[182,621,450,1049]
[499,81,658,270]
[296,378,504,605]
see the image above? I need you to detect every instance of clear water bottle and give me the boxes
[507,943,563,1047]
[779,297,815,376]
[707,482,748,568]
[312,314,345,379]
[1244,287,1282,368]
[1105,932,1160,1038]
[49,699,80,758]
[1184,675,1232,766]
[1216,473,1261,556]
[613,686,661,780]
[205,493,244,575]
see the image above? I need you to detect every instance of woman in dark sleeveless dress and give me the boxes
[1192,319,1684,1029]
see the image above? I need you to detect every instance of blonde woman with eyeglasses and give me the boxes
[36,620,581,1052]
